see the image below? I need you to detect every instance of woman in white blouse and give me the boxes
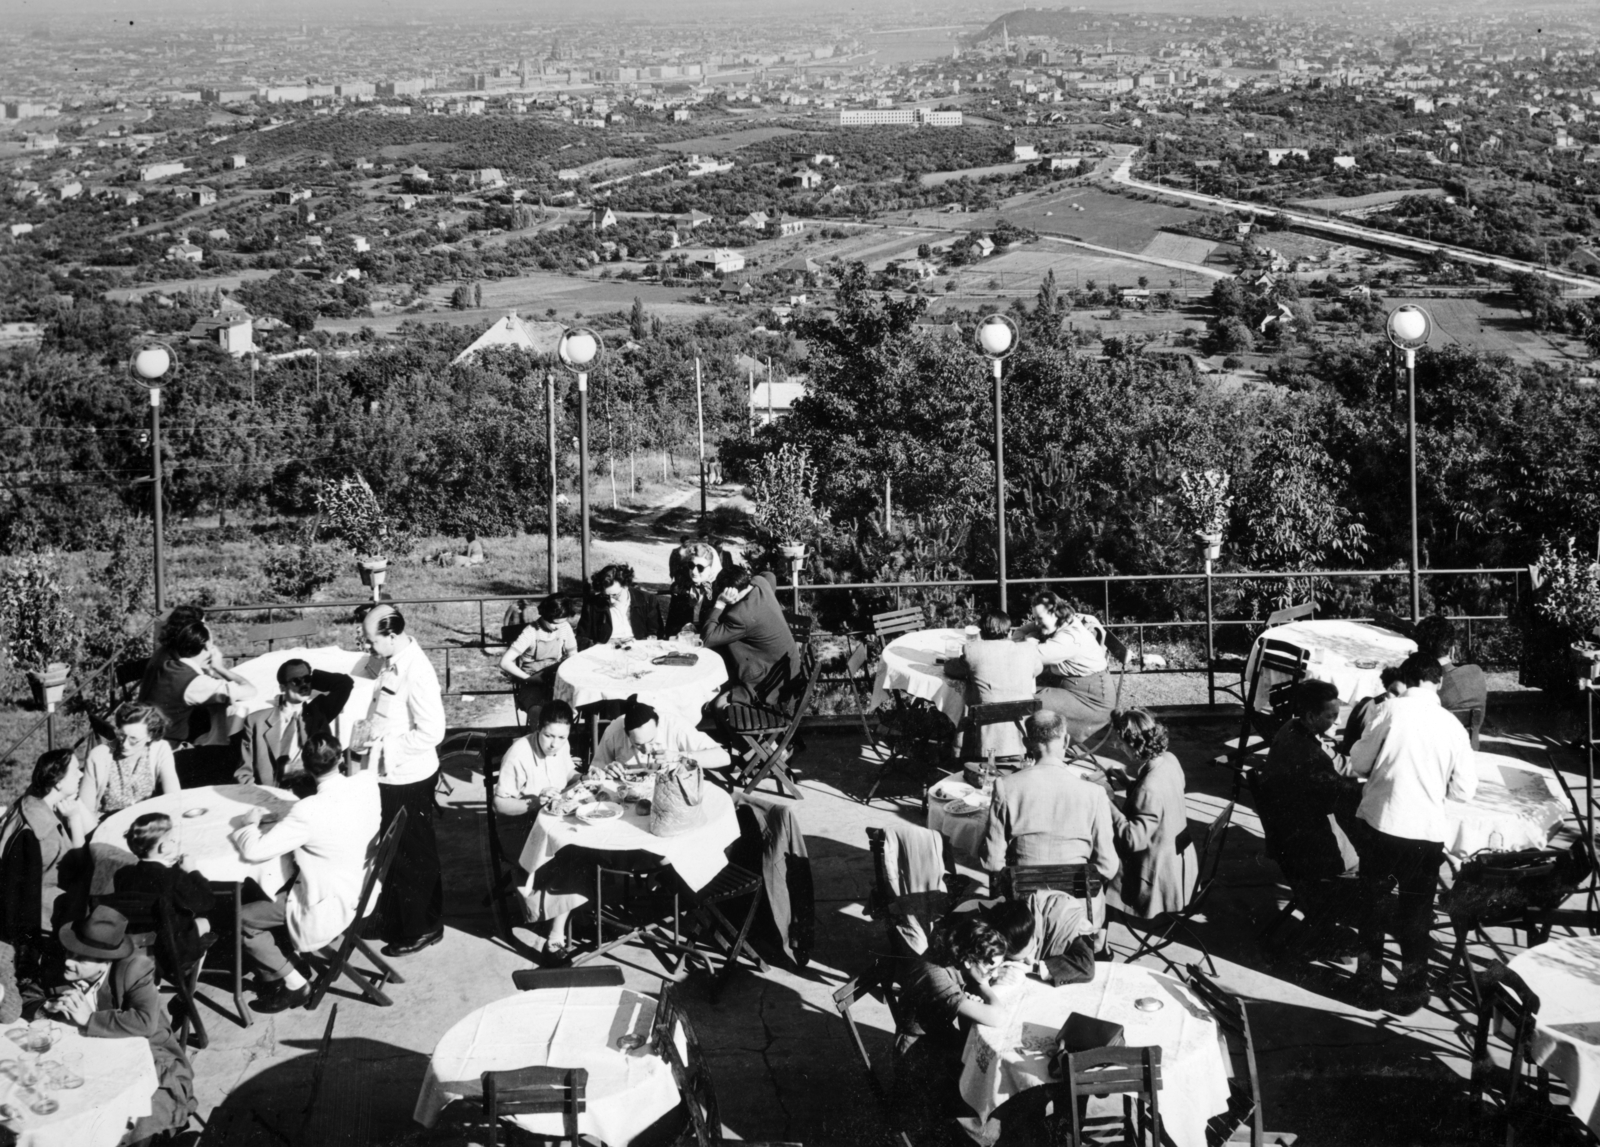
[1017,591,1113,746]
[494,700,581,818]
[81,702,182,820]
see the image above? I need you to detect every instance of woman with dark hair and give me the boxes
[1019,590,1113,745]
[575,563,661,649]
[494,700,582,818]
[80,701,182,819]
[1109,708,1196,919]
[136,606,256,747]
[0,750,94,969]
[945,611,1044,760]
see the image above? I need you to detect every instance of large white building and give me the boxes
[838,107,962,127]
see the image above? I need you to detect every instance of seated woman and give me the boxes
[1108,709,1197,920]
[896,916,1022,1136]
[1259,680,1363,884]
[1018,591,1113,746]
[664,540,722,635]
[944,610,1044,762]
[0,750,95,1022]
[81,702,182,820]
[575,563,660,650]
[499,594,578,726]
[40,906,196,1142]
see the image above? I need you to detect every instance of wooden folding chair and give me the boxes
[1265,602,1315,626]
[1217,639,1311,799]
[512,964,624,991]
[1469,965,1552,1147]
[1121,802,1235,975]
[92,891,213,1050]
[677,862,767,1001]
[241,617,323,652]
[866,824,969,959]
[481,1066,587,1147]
[113,658,148,706]
[653,983,720,1146]
[1065,1046,1163,1147]
[1000,864,1104,902]
[870,606,926,646]
[782,610,815,644]
[1447,704,1485,751]
[1182,965,1300,1147]
[724,644,823,800]
[833,960,915,1147]
[575,698,628,770]
[866,607,952,800]
[306,807,408,1010]
[958,697,1040,765]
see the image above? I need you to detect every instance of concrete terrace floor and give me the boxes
[188,696,1595,1147]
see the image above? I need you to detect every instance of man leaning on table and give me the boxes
[229,735,382,1012]
[981,710,1120,930]
[1345,651,1476,1015]
[353,603,447,958]
[592,696,731,775]
[235,657,354,792]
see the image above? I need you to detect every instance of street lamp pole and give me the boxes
[546,369,558,594]
[558,327,603,586]
[129,342,175,613]
[1385,305,1432,624]
[976,315,1020,615]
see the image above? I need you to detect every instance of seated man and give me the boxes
[702,565,800,711]
[498,594,578,726]
[1416,614,1488,747]
[236,658,354,792]
[943,611,1044,762]
[41,906,196,1142]
[229,736,382,1013]
[1257,680,1363,885]
[592,697,731,774]
[981,710,1120,889]
[138,609,257,749]
[664,541,723,635]
[980,895,1098,985]
[112,812,216,969]
[1335,667,1404,760]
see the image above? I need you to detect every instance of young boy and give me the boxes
[112,812,216,967]
[499,594,578,726]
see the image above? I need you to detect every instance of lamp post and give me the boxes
[129,341,176,613]
[546,369,558,594]
[558,327,603,585]
[1385,304,1432,624]
[975,314,1020,615]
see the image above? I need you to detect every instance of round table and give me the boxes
[1446,753,1568,858]
[413,984,680,1146]
[228,646,374,747]
[517,780,739,898]
[1507,935,1600,1135]
[93,784,299,898]
[1244,620,1416,712]
[959,965,1232,1147]
[0,1019,160,1147]
[871,628,969,725]
[927,777,991,861]
[555,640,728,721]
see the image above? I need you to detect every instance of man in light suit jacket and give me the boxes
[944,611,1045,760]
[982,710,1120,884]
[235,659,355,790]
[229,735,382,1012]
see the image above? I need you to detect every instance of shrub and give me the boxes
[316,474,392,558]
[263,543,343,602]
[0,553,83,697]
[751,443,818,547]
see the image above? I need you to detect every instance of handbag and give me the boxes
[649,761,710,838]
[1047,1012,1125,1078]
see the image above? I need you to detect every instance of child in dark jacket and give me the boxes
[112,812,215,967]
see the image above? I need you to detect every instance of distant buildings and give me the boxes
[139,161,187,182]
[693,248,745,274]
[188,311,255,356]
[838,108,961,127]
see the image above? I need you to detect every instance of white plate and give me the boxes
[929,779,977,803]
[575,801,624,824]
[945,798,986,817]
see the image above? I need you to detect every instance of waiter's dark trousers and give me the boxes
[379,772,444,942]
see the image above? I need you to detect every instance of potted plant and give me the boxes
[1520,536,1600,698]
[0,553,82,711]
[752,443,818,564]
[1175,469,1233,563]
[316,475,393,595]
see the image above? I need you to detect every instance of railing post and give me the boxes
[478,600,486,650]
[1205,559,1216,707]
[45,712,54,752]
[444,648,452,693]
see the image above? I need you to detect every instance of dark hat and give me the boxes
[59,905,134,961]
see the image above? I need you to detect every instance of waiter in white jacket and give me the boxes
[230,735,382,1012]
[354,604,447,956]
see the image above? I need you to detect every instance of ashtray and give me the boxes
[615,1033,644,1051]
[1134,997,1164,1012]
[183,807,207,819]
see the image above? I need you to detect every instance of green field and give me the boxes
[989,186,1206,253]
[658,127,804,155]
[1385,295,1591,366]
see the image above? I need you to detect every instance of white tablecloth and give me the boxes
[871,628,968,725]
[928,795,990,862]
[518,781,738,895]
[1245,620,1416,712]
[229,646,374,748]
[93,784,299,897]
[1445,753,1568,858]
[0,1020,159,1147]
[959,966,1232,1147]
[1507,936,1600,1134]
[414,985,680,1146]
[555,640,728,721]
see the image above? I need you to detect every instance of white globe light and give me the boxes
[132,345,171,381]
[978,318,1013,357]
[561,330,599,368]
[1389,308,1427,343]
